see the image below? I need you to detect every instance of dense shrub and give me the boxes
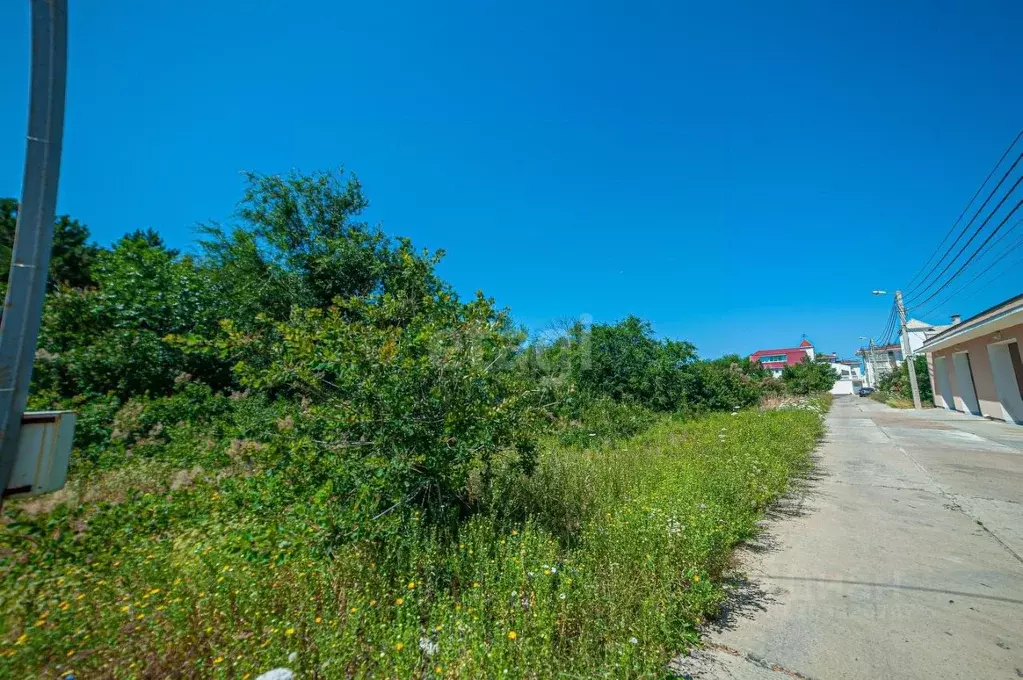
[876,355,932,403]
[173,290,542,532]
[32,232,231,400]
[780,356,838,395]
[680,354,774,412]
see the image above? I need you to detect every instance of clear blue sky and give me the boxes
[2,1,1021,359]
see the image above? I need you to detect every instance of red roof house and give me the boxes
[749,339,815,374]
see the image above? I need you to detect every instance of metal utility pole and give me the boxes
[0,0,68,503]
[895,290,923,409]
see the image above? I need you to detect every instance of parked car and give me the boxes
[858,387,875,397]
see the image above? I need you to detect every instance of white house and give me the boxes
[901,318,951,356]
[828,359,865,395]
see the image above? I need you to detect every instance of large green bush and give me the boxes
[781,356,838,395]
[876,355,933,403]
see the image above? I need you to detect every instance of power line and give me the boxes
[904,150,1023,302]
[915,227,1023,321]
[875,301,898,346]
[902,130,1023,294]
[908,196,1023,312]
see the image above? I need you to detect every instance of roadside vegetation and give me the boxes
[0,171,830,678]
[870,356,932,408]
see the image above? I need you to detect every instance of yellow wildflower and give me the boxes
[315,616,322,623]
[408,581,416,590]
[395,642,404,651]
[507,631,517,640]
[285,627,295,636]
[395,598,404,605]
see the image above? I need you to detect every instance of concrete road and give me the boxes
[675,396,1023,680]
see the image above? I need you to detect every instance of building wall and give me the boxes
[930,321,1023,420]
[831,378,855,395]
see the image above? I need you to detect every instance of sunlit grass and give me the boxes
[1,402,825,678]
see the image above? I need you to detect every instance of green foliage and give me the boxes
[875,355,932,403]
[33,231,232,401]
[781,356,838,395]
[554,395,656,449]
[1,197,99,288]
[198,170,445,325]
[577,316,696,409]
[680,354,775,412]
[173,289,541,533]
[526,318,775,417]
[1,168,827,678]
[0,402,826,678]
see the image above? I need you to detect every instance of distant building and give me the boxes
[856,342,903,388]
[902,318,951,355]
[749,339,815,378]
[750,338,861,394]
[826,357,865,395]
[857,317,950,388]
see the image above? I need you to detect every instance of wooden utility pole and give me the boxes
[895,290,923,409]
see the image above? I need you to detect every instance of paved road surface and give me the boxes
[676,396,1023,679]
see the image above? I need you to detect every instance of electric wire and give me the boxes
[902,130,1023,295]
[914,224,1023,321]
[904,152,1023,303]
[908,196,1023,312]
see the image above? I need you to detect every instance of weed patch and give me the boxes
[0,402,825,678]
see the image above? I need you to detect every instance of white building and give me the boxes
[901,318,951,356]
[857,343,903,388]
[827,358,865,395]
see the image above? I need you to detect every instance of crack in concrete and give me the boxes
[874,422,1023,567]
[704,642,817,679]
[826,479,934,492]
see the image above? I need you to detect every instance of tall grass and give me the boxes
[0,403,825,678]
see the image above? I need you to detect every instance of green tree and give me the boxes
[0,197,99,288]
[681,354,776,411]
[34,232,229,400]
[877,356,932,402]
[781,356,838,395]
[184,288,540,529]
[198,170,445,325]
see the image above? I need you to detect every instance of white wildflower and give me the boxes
[419,637,438,656]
